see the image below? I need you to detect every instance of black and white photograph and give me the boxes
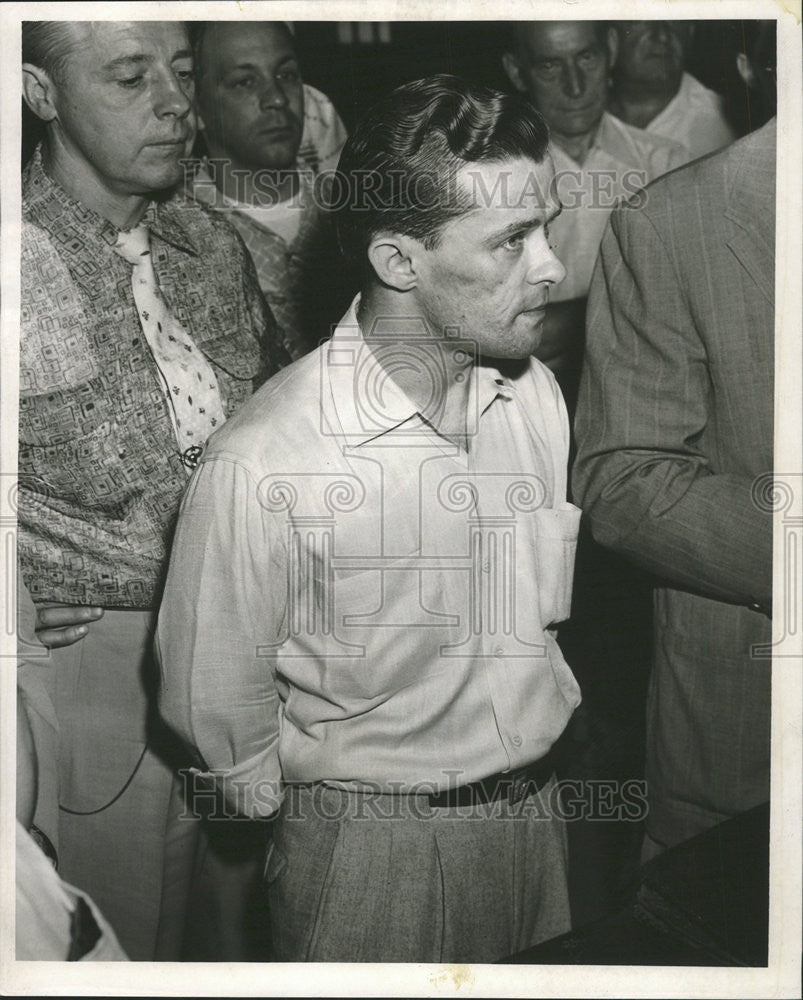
[1,1,800,996]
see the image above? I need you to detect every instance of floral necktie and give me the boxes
[114,224,226,472]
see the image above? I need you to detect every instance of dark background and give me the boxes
[22,20,768,166]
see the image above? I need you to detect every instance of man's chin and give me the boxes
[251,140,302,173]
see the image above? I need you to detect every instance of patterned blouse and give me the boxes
[18,148,288,608]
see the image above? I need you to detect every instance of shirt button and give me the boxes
[494,646,504,658]
[482,560,491,573]
[511,735,522,747]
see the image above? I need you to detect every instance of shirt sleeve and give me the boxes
[572,203,772,610]
[156,455,288,817]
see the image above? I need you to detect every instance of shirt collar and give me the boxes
[326,296,513,448]
[22,144,198,256]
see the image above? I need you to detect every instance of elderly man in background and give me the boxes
[18,19,284,959]
[503,19,686,924]
[608,20,735,163]
[503,20,685,403]
[188,20,353,360]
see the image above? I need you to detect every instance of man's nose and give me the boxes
[526,234,567,288]
[562,63,585,100]
[650,21,672,44]
[153,70,192,118]
[259,78,289,111]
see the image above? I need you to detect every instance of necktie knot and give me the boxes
[114,224,151,266]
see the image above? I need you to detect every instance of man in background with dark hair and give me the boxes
[188,20,352,360]
[609,20,735,162]
[158,74,581,963]
[18,19,285,959]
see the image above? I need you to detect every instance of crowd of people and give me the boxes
[15,17,776,963]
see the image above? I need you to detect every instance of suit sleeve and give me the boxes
[572,204,772,610]
[156,455,288,818]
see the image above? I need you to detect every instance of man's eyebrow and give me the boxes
[102,54,153,72]
[224,54,299,73]
[101,48,193,72]
[484,207,562,246]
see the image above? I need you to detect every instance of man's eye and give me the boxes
[176,69,195,84]
[502,233,525,251]
[277,68,300,83]
[117,75,144,89]
[536,61,560,77]
[578,50,601,65]
[232,75,257,89]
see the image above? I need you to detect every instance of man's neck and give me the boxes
[550,119,602,167]
[43,136,148,230]
[204,153,300,207]
[609,75,682,130]
[357,286,474,450]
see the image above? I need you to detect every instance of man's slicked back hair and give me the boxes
[333,74,550,266]
[22,21,82,84]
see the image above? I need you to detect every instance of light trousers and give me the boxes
[17,601,197,960]
[267,776,571,963]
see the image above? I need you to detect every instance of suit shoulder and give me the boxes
[624,122,773,216]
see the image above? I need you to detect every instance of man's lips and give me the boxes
[258,124,297,138]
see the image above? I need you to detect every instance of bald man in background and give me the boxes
[608,20,735,163]
[188,21,354,360]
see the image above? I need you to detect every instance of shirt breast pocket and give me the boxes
[531,503,582,627]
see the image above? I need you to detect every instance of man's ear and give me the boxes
[606,26,619,70]
[366,232,419,292]
[22,63,59,122]
[502,52,528,94]
[736,52,756,89]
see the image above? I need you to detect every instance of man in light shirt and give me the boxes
[609,20,736,164]
[189,21,353,360]
[158,75,582,963]
[503,20,685,407]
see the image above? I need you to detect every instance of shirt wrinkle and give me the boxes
[158,302,582,811]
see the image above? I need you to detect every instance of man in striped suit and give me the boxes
[573,113,775,857]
